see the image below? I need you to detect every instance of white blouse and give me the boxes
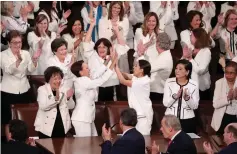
[98,17,129,44]
[27,31,56,75]
[1,48,36,94]
[163,77,199,119]
[190,47,211,91]
[62,33,84,61]
[127,75,153,125]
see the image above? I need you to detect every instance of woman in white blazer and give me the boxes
[211,61,237,135]
[115,59,153,135]
[163,59,199,133]
[1,30,39,127]
[187,2,216,33]
[38,1,70,33]
[1,1,29,36]
[98,1,129,45]
[180,10,215,51]
[150,1,179,49]
[35,66,74,138]
[183,28,212,99]
[62,17,84,61]
[27,14,57,75]
[70,51,117,137]
[84,18,129,101]
[47,38,76,92]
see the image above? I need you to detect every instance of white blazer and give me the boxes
[98,17,129,44]
[211,78,237,131]
[34,83,75,137]
[47,54,75,91]
[150,1,179,41]
[1,15,29,36]
[163,78,200,119]
[38,10,67,32]
[128,75,154,125]
[62,33,84,61]
[82,41,129,87]
[187,2,216,32]
[1,48,36,94]
[190,47,211,91]
[27,31,56,75]
[71,69,113,123]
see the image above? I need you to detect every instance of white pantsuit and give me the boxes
[27,31,56,75]
[128,75,153,135]
[72,69,113,137]
[34,83,75,137]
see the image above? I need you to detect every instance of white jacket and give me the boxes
[71,69,113,123]
[27,31,56,75]
[1,48,36,94]
[150,1,179,41]
[163,78,199,119]
[211,78,237,131]
[190,47,211,91]
[34,83,75,137]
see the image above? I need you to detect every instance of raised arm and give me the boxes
[84,18,96,42]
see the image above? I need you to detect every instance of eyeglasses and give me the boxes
[10,41,22,45]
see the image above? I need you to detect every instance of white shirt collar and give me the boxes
[122,128,134,136]
[171,130,181,141]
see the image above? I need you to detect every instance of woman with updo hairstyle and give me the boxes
[163,59,199,133]
[34,66,75,138]
[115,59,154,135]
[27,14,57,75]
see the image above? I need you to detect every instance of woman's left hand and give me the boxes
[63,9,71,19]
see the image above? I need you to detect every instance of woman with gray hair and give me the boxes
[1,1,29,36]
[137,32,173,101]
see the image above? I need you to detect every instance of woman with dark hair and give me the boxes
[98,1,129,44]
[211,61,237,135]
[34,66,75,139]
[180,10,215,51]
[27,14,57,75]
[38,1,71,33]
[47,38,76,92]
[115,59,154,135]
[187,2,216,33]
[83,18,129,101]
[1,30,39,136]
[182,28,211,99]
[163,59,199,133]
[71,50,117,137]
[62,17,84,61]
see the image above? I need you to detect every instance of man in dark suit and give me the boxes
[2,119,41,154]
[101,108,145,154]
[203,123,237,154]
[148,114,197,154]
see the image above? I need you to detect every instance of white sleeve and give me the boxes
[4,17,28,34]
[27,32,40,55]
[172,2,179,20]
[163,80,178,108]
[134,2,144,23]
[150,1,165,19]
[62,34,74,53]
[127,2,137,25]
[213,80,229,109]
[81,7,90,31]
[121,17,129,40]
[187,2,197,12]
[190,49,211,75]
[185,85,199,110]
[98,18,108,39]
[207,2,216,18]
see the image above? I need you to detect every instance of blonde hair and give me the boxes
[1,1,13,16]
[141,12,159,37]
[223,9,237,28]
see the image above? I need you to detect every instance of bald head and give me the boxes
[226,123,237,140]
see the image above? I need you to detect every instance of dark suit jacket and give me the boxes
[162,131,197,154]
[218,142,237,154]
[2,140,41,154]
[101,128,145,154]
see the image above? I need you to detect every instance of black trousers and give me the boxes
[180,117,197,134]
[150,92,163,101]
[1,90,32,124]
[216,113,237,136]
